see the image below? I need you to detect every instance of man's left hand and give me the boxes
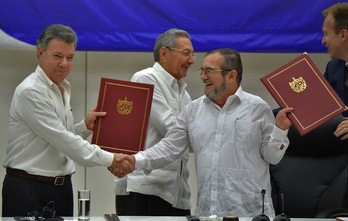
[334,117,348,140]
[275,107,293,130]
[85,106,107,130]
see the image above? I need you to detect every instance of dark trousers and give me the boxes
[2,174,73,217]
[116,192,190,216]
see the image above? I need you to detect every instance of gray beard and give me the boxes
[207,78,226,101]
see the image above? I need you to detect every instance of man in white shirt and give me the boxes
[114,29,194,216]
[2,24,132,217]
[112,48,293,217]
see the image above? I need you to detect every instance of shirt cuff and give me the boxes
[77,119,88,131]
[99,148,114,167]
[273,125,289,149]
[134,153,147,169]
[134,153,152,175]
[75,120,92,138]
[273,125,288,138]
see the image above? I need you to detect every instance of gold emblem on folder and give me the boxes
[117,97,133,115]
[289,76,307,93]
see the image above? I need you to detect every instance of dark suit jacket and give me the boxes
[324,59,348,117]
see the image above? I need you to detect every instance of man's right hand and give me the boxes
[108,153,135,178]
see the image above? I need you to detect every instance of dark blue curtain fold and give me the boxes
[0,0,339,52]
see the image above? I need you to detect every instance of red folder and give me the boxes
[92,78,154,154]
[261,53,347,135]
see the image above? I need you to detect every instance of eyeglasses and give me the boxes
[166,47,196,60]
[199,68,231,77]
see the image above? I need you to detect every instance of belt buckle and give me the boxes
[54,177,65,185]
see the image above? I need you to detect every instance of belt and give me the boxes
[6,168,71,186]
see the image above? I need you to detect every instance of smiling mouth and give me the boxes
[56,69,68,74]
[182,65,189,70]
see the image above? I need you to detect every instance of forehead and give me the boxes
[45,39,75,54]
[202,53,224,67]
[175,36,193,49]
[323,14,335,31]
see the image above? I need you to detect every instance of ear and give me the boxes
[224,70,236,85]
[228,70,238,81]
[37,46,44,60]
[341,29,348,42]
[159,47,169,63]
[160,46,169,57]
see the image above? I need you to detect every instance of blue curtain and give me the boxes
[0,0,339,52]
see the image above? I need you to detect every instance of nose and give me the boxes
[200,72,207,80]
[321,36,325,45]
[188,56,195,64]
[59,57,69,67]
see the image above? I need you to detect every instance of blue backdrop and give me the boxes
[0,0,340,52]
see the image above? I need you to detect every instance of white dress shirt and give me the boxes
[135,86,289,217]
[3,65,114,177]
[114,62,192,210]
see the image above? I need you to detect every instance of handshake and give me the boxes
[107,153,135,178]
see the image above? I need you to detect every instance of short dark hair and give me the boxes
[205,48,243,85]
[36,24,78,50]
[322,2,348,34]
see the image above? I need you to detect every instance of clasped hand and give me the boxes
[108,153,135,177]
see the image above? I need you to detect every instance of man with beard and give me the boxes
[110,48,293,217]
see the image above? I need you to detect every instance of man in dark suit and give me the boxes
[323,59,348,117]
[322,2,348,140]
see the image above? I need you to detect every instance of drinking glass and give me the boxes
[78,189,91,220]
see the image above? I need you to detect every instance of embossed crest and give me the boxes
[117,97,133,115]
[289,76,307,93]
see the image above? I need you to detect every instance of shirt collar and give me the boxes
[204,86,243,107]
